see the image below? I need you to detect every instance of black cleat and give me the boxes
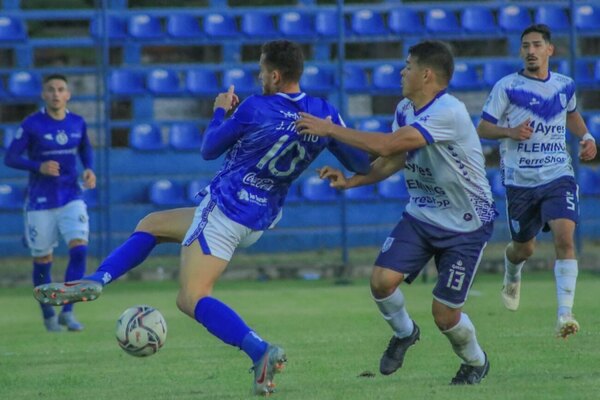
[379,321,420,375]
[450,352,490,385]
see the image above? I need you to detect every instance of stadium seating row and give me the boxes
[3,58,600,101]
[4,166,600,210]
[1,5,599,43]
[5,113,600,152]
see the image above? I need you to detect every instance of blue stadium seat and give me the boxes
[0,78,6,99]
[286,181,302,203]
[147,68,181,95]
[8,71,41,97]
[594,60,600,84]
[575,5,600,31]
[558,60,595,85]
[535,5,570,32]
[129,123,165,151]
[90,15,127,39]
[389,8,424,35]
[425,8,461,34]
[343,65,368,92]
[0,16,26,41]
[149,179,186,206]
[301,176,338,201]
[587,114,600,141]
[483,60,520,87]
[345,184,377,200]
[378,173,409,200]
[0,184,24,209]
[578,167,600,196]
[316,10,343,37]
[372,64,402,90]
[204,13,238,38]
[169,122,202,151]
[109,70,145,95]
[167,15,202,38]
[486,168,506,198]
[82,188,99,207]
[128,14,163,39]
[351,9,387,36]
[300,66,333,92]
[187,178,210,204]
[450,62,482,90]
[278,11,314,38]
[499,5,532,33]
[241,12,277,38]
[186,68,219,95]
[223,68,257,93]
[357,118,391,133]
[3,126,17,148]
[461,6,498,34]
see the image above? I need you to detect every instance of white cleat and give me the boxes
[556,314,579,339]
[500,281,521,311]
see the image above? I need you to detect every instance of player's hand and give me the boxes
[39,160,60,176]
[317,166,348,189]
[579,138,597,162]
[82,168,96,189]
[296,113,333,137]
[213,85,239,112]
[508,118,533,141]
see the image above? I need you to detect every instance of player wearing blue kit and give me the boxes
[297,40,496,385]
[33,40,370,396]
[477,25,597,338]
[4,74,96,332]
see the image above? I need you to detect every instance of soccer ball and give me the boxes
[115,305,167,357]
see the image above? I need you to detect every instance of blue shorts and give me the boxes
[506,176,578,243]
[375,213,493,308]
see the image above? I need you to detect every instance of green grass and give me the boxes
[1,272,599,400]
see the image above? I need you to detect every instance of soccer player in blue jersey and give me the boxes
[34,40,370,395]
[4,74,95,332]
[477,24,597,338]
[297,40,496,385]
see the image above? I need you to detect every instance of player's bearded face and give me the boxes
[520,32,553,73]
[259,55,276,95]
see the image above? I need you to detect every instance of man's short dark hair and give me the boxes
[521,24,552,42]
[260,40,304,83]
[408,40,454,85]
[43,74,68,84]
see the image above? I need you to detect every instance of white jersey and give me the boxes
[394,91,495,233]
[481,71,576,187]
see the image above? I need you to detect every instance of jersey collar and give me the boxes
[413,89,446,116]
[276,92,306,102]
[518,69,551,82]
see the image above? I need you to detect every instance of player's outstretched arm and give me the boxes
[319,153,405,191]
[296,113,424,157]
[82,168,96,189]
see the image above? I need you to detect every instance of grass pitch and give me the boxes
[1,272,599,400]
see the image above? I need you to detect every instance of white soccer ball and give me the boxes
[115,305,167,357]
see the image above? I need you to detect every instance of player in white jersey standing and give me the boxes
[477,24,596,338]
[4,74,95,332]
[297,40,496,385]
[33,40,370,396]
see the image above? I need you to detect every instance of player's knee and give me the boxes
[511,242,535,260]
[68,239,87,248]
[369,280,395,299]
[432,304,461,331]
[176,287,211,317]
[34,254,53,264]
[135,212,160,233]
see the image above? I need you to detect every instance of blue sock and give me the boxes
[84,231,156,285]
[33,261,54,319]
[63,245,87,313]
[194,297,268,363]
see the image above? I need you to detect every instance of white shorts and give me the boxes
[182,193,263,261]
[25,199,89,257]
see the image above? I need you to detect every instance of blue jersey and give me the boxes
[4,108,93,210]
[201,92,371,230]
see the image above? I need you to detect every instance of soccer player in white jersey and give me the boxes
[297,40,496,385]
[4,74,96,332]
[477,24,597,338]
[33,40,370,396]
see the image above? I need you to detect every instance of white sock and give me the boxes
[504,250,525,284]
[554,259,578,317]
[442,313,485,366]
[373,288,414,338]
